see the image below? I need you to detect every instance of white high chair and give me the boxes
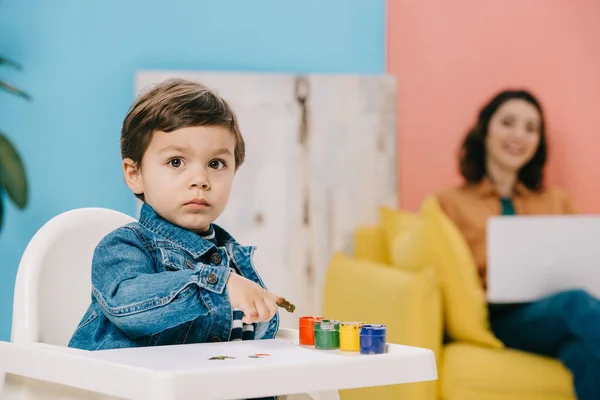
[10,208,136,347]
[1,208,437,399]
[0,208,341,400]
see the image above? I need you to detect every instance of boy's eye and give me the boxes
[209,159,226,170]
[168,158,183,168]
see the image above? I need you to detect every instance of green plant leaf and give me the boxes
[0,132,28,209]
[0,192,4,232]
[0,80,30,100]
[0,56,22,70]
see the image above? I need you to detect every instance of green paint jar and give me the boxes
[314,319,340,350]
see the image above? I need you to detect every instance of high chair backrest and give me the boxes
[11,208,136,345]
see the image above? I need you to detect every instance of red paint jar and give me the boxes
[299,316,323,345]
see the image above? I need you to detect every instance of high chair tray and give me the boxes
[0,329,437,400]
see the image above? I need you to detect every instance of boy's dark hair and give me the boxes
[121,79,245,198]
[459,89,547,191]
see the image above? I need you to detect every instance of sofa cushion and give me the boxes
[378,206,419,252]
[322,252,441,400]
[442,342,574,400]
[353,225,391,265]
[391,196,503,348]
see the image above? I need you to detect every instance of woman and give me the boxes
[436,90,599,399]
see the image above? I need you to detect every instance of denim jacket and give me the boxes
[68,203,279,350]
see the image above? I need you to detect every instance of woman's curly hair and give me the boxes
[459,89,547,191]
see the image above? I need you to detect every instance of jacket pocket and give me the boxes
[159,247,195,271]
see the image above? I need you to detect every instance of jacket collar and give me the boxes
[138,203,238,258]
[471,177,534,198]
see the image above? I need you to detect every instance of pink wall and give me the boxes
[388,0,600,213]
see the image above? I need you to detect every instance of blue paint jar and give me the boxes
[359,324,387,355]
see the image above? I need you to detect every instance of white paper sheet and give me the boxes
[81,339,360,372]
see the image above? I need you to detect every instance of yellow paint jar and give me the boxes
[339,322,363,352]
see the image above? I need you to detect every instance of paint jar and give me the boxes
[299,316,323,345]
[359,324,387,355]
[314,319,340,350]
[339,322,364,352]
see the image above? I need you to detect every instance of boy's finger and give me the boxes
[242,313,255,324]
[265,297,279,319]
[242,304,258,324]
[267,291,281,302]
[254,299,270,322]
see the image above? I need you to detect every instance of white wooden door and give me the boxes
[135,72,397,328]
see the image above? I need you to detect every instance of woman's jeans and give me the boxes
[489,289,600,400]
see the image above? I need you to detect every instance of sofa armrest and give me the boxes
[353,226,390,265]
[322,253,441,400]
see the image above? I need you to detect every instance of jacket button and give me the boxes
[206,273,219,285]
[210,336,221,342]
[210,252,222,265]
[185,260,193,269]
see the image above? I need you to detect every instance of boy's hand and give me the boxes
[227,273,280,324]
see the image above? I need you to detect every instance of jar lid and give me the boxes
[340,322,364,332]
[314,319,340,331]
[360,324,386,336]
[299,316,323,325]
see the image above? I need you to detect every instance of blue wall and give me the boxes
[0,0,385,340]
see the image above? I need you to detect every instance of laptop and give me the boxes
[486,215,600,303]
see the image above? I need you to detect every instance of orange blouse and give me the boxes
[436,179,577,288]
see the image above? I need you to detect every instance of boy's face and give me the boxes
[123,126,237,233]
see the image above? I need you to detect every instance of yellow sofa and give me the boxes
[321,200,575,400]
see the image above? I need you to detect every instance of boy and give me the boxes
[69,78,281,351]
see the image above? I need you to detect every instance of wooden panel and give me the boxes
[135,71,397,328]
